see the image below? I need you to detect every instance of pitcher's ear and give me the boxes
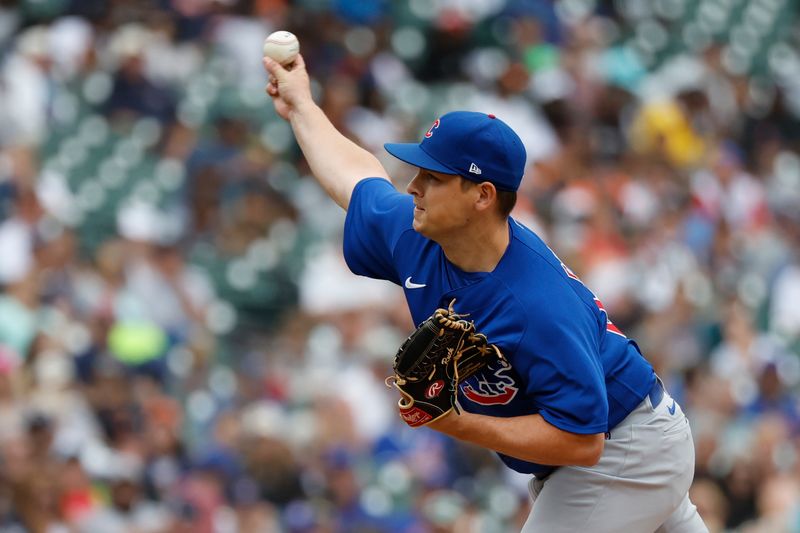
[474,181,498,212]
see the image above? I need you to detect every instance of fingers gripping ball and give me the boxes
[262,30,299,66]
[386,301,504,427]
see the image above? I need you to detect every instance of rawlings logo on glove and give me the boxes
[425,380,445,399]
[386,300,503,427]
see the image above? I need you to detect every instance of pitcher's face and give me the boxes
[406,169,478,241]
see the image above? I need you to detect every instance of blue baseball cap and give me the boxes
[384,111,527,192]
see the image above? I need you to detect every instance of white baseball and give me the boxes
[262,31,299,65]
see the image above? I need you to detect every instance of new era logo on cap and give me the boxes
[468,163,481,175]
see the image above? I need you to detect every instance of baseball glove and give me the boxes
[386,301,503,428]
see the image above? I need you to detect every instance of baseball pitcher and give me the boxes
[264,54,708,532]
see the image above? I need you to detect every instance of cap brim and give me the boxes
[384,143,458,175]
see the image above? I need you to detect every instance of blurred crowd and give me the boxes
[0,0,799,531]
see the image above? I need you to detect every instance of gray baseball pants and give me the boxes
[521,387,708,532]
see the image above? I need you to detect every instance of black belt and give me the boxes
[647,376,665,409]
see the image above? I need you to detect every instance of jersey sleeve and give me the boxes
[343,178,413,285]
[513,298,609,434]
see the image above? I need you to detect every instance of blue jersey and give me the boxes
[343,178,656,475]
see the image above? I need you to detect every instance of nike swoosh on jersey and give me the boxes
[667,400,676,415]
[404,277,426,289]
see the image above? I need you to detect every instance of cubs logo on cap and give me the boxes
[384,111,527,192]
[424,119,440,138]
